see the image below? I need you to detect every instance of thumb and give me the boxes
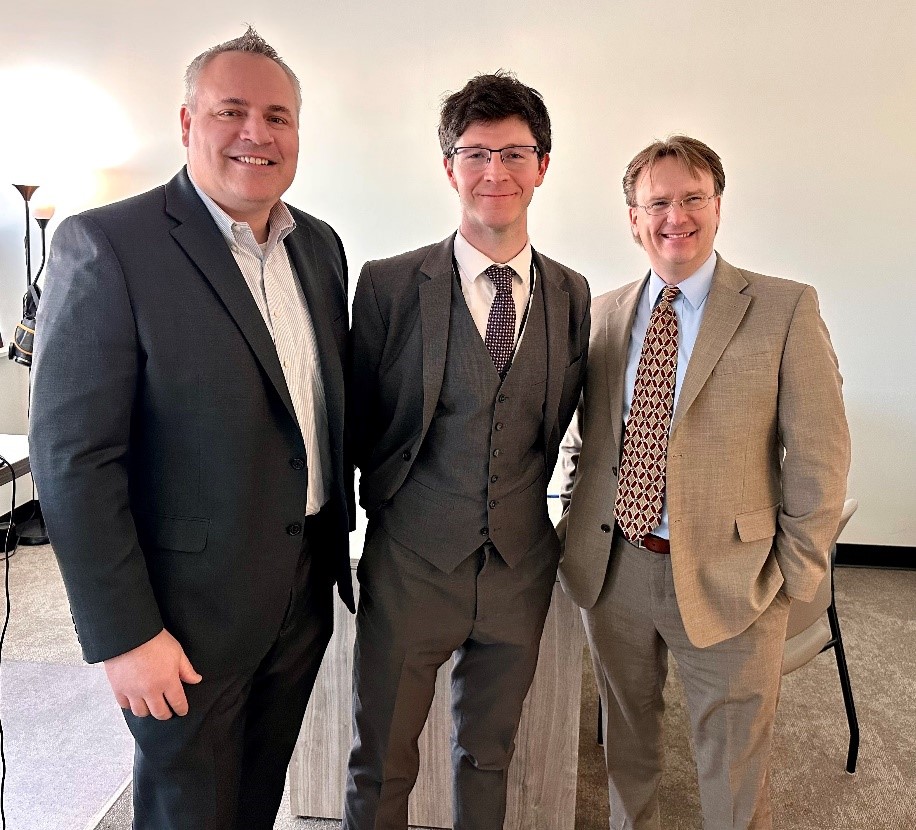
[177,651,203,684]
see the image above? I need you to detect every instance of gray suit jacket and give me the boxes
[349,234,590,524]
[30,168,355,674]
[558,256,850,647]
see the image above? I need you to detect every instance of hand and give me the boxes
[103,629,202,719]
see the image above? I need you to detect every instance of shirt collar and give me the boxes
[188,172,296,252]
[648,250,717,310]
[453,230,532,285]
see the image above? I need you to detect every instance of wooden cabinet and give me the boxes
[289,563,584,829]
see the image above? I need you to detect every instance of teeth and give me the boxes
[664,232,693,238]
[237,156,270,165]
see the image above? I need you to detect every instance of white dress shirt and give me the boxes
[190,176,330,516]
[453,230,535,346]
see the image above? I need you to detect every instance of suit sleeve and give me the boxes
[555,275,590,542]
[775,285,851,600]
[29,215,164,663]
[347,261,386,471]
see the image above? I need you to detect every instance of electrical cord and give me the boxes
[0,452,17,830]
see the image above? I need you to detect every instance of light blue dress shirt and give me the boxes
[621,251,717,539]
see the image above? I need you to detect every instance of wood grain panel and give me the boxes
[289,563,584,828]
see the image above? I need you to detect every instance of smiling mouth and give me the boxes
[661,231,696,239]
[233,156,276,166]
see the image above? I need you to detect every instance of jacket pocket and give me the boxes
[135,512,210,553]
[735,503,779,542]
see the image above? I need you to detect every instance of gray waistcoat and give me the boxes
[381,267,555,571]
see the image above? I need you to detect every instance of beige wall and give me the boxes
[1,0,913,546]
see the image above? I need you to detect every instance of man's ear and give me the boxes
[534,152,550,187]
[443,155,458,192]
[180,105,192,148]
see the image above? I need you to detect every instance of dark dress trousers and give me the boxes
[29,168,355,829]
[344,235,590,830]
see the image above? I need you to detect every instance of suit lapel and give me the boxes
[606,277,645,459]
[165,170,297,424]
[536,251,569,451]
[671,257,750,432]
[285,225,344,456]
[418,236,456,433]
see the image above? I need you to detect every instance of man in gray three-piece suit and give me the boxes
[344,72,590,830]
[30,28,354,829]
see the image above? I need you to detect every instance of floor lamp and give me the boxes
[8,183,54,545]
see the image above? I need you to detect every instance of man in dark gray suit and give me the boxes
[344,72,590,830]
[30,28,353,829]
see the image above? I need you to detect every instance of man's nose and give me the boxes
[665,201,690,222]
[240,115,272,144]
[483,153,510,178]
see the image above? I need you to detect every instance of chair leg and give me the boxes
[597,697,604,746]
[827,600,860,774]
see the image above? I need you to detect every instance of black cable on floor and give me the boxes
[0,452,18,830]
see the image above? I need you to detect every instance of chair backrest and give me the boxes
[783,498,857,666]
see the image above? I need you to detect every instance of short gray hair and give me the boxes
[184,25,302,112]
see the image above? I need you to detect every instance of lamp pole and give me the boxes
[8,183,51,546]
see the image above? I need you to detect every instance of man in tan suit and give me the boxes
[558,135,850,829]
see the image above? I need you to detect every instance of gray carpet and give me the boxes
[2,543,915,829]
[0,543,134,830]
[0,661,133,830]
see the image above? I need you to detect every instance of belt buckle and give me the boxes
[633,536,647,550]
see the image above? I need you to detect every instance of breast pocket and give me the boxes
[713,336,780,376]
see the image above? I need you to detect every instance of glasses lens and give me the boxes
[682,195,710,211]
[499,147,538,167]
[645,200,672,216]
[454,148,490,170]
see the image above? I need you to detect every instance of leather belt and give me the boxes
[634,533,670,554]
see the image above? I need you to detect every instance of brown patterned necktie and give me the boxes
[484,264,517,375]
[614,284,681,543]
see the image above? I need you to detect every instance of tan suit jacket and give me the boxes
[558,255,850,648]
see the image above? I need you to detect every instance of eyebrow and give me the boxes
[647,187,707,199]
[216,97,294,116]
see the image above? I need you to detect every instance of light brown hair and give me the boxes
[622,135,725,206]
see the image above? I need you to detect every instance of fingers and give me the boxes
[164,682,190,717]
[146,693,176,721]
[178,652,203,685]
[104,630,202,719]
[129,697,152,718]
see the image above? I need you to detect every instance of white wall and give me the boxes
[1,0,913,546]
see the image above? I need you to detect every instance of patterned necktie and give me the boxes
[614,284,681,543]
[484,264,517,375]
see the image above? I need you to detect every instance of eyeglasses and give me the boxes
[634,194,716,216]
[450,145,540,171]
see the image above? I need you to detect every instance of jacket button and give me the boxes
[480,526,489,536]
[492,449,501,457]
[290,457,305,470]
[401,450,412,461]
[490,474,499,483]
[495,422,504,431]
[612,466,618,477]
[287,522,303,536]
[600,523,611,533]
[489,499,497,509]
[498,394,507,403]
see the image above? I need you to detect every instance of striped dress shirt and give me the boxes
[190,177,330,516]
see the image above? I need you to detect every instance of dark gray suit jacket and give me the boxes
[348,234,590,521]
[30,168,355,675]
